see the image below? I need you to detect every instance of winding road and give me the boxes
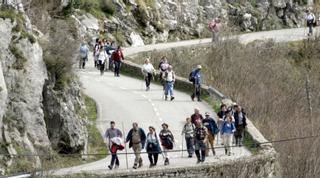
[53,27,314,176]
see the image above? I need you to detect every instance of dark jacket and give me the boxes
[234,111,247,128]
[202,117,219,134]
[217,111,226,119]
[126,128,146,148]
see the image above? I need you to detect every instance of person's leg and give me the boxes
[115,154,119,166]
[114,61,118,76]
[223,135,228,155]
[195,149,200,163]
[117,61,122,76]
[148,153,153,165]
[200,141,206,162]
[83,57,86,69]
[110,154,116,168]
[210,134,215,155]
[105,57,109,70]
[212,31,215,42]
[169,82,174,100]
[239,126,244,146]
[191,84,196,101]
[148,73,152,88]
[196,85,201,101]
[164,83,169,100]
[226,134,232,155]
[186,137,193,157]
[133,144,139,168]
[154,153,158,165]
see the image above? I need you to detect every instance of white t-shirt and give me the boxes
[98,51,107,63]
[142,63,155,75]
[306,13,315,21]
[166,71,174,82]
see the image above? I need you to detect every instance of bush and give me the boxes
[9,43,27,70]
[100,0,116,16]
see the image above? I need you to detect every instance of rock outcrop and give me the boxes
[0,1,88,174]
[100,0,306,46]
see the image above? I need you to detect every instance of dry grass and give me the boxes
[130,38,320,177]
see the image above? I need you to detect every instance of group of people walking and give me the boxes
[104,103,247,170]
[141,56,204,103]
[79,38,124,76]
[104,121,174,170]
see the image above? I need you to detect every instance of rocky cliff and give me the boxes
[99,0,307,46]
[0,1,88,174]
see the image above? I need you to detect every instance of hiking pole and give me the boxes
[122,122,129,169]
[181,134,184,158]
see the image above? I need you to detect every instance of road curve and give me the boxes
[53,27,314,176]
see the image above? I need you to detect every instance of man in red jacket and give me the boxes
[112,46,124,77]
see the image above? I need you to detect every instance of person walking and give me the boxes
[221,115,236,156]
[194,120,208,163]
[159,123,174,165]
[112,46,124,77]
[146,126,161,168]
[142,58,155,91]
[108,137,124,170]
[104,40,116,71]
[158,56,169,90]
[93,38,101,68]
[234,105,247,147]
[104,121,123,169]
[202,112,219,156]
[163,65,175,101]
[126,122,146,169]
[191,108,204,125]
[79,43,89,69]
[217,104,227,145]
[306,9,316,36]
[209,17,222,42]
[181,117,195,158]
[97,47,107,75]
[190,65,202,102]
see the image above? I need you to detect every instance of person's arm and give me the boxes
[121,51,124,60]
[118,129,123,138]
[126,129,132,143]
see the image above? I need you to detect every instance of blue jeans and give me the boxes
[110,153,119,167]
[185,136,194,156]
[165,81,174,96]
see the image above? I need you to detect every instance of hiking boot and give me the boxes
[108,165,112,170]
[133,165,137,169]
[164,158,169,165]
[196,159,201,164]
[188,155,192,158]
[149,164,155,168]
[170,96,175,101]
[165,95,168,101]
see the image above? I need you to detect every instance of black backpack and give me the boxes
[189,71,195,82]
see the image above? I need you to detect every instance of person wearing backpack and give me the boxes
[209,17,221,42]
[162,65,175,101]
[112,46,124,77]
[104,40,116,70]
[202,112,219,156]
[79,43,89,69]
[142,58,155,91]
[159,123,174,165]
[190,65,202,102]
[305,9,316,36]
[221,115,236,156]
[181,117,195,158]
[194,120,208,163]
[146,126,161,168]
[126,122,146,169]
[104,121,123,169]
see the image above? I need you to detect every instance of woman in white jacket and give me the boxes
[98,47,107,75]
[142,58,155,91]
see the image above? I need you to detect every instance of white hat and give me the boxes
[197,65,202,69]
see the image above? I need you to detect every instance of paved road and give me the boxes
[53,27,314,176]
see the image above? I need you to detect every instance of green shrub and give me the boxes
[100,0,116,16]
[9,44,27,70]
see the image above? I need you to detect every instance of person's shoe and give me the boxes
[225,148,228,155]
[114,164,119,169]
[133,165,137,169]
[196,159,201,164]
[197,99,202,102]
[108,165,112,170]
[191,95,194,101]
[170,96,175,101]
[212,150,216,156]
[164,158,169,165]
[165,95,168,101]
[149,164,154,168]
[188,155,192,158]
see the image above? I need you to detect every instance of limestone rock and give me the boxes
[129,32,145,47]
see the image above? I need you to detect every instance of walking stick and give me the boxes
[181,134,184,158]
[121,122,129,169]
